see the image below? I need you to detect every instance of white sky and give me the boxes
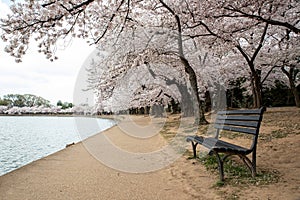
[0,0,95,105]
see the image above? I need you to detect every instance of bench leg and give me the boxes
[214,153,233,181]
[215,153,225,181]
[191,142,198,158]
[252,149,257,176]
[239,155,256,177]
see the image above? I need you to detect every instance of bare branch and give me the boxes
[224,6,300,34]
[94,0,126,44]
[236,44,252,69]
[261,65,281,84]
[251,22,269,63]
[115,0,131,41]
[184,33,214,38]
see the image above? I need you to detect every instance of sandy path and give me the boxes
[0,115,217,200]
[1,109,299,200]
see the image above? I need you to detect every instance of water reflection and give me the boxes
[0,116,115,176]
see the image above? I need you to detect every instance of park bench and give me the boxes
[186,107,266,181]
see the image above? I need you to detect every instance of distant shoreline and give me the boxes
[0,113,115,118]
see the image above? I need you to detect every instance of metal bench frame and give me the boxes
[186,107,266,181]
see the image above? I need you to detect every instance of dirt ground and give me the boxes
[0,107,299,200]
[177,106,300,200]
[240,107,300,200]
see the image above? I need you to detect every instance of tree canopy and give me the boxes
[1,0,299,116]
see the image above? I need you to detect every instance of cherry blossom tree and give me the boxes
[251,20,300,107]
[265,39,300,107]
[178,0,299,107]
[1,0,299,121]
[0,105,7,114]
[0,104,93,115]
[81,24,193,117]
[1,0,211,123]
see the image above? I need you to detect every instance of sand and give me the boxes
[0,108,299,200]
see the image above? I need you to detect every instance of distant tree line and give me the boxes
[0,95,89,116]
[123,78,300,116]
[225,78,300,108]
[56,100,73,109]
[0,94,51,107]
[0,94,73,109]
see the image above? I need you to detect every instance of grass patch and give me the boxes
[197,154,279,187]
[262,109,300,136]
[270,129,288,138]
[183,128,198,133]
[159,115,201,140]
[218,131,253,140]
[260,129,292,141]
[159,118,180,140]
[197,125,209,134]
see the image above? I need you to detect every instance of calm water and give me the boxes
[0,116,115,176]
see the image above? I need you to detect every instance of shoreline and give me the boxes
[0,117,201,200]
[0,109,299,199]
[0,113,114,118]
[0,116,117,177]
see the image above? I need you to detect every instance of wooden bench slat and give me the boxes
[216,115,261,121]
[214,139,251,154]
[217,109,263,115]
[215,120,260,128]
[188,136,251,154]
[214,124,257,135]
[186,107,266,181]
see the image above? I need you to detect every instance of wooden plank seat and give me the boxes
[186,107,266,181]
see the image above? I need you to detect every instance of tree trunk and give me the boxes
[176,83,194,117]
[282,67,300,108]
[167,62,207,122]
[175,16,207,124]
[291,87,300,107]
[159,0,207,124]
[251,71,262,108]
[182,61,208,124]
[236,23,268,109]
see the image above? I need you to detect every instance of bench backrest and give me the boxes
[214,107,266,149]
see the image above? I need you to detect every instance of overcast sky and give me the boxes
[0,0,95,105]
